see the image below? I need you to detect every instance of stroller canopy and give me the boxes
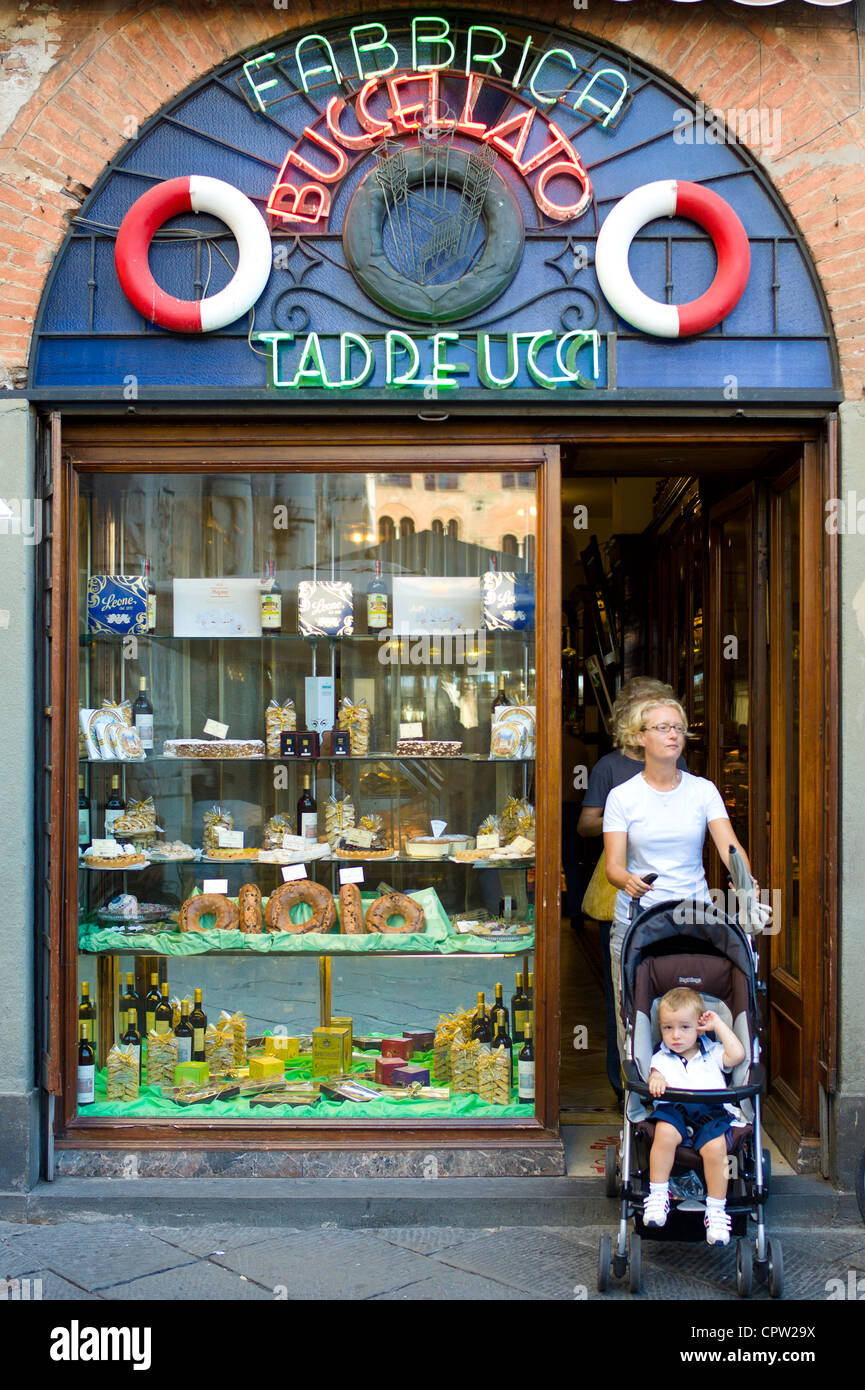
[620,900,759,1024]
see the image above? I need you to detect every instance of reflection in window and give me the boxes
[431,519,444,536]
[399,517,415,538]
[379,515,396,542]
[447,519,459,539]
[502,533,518,555]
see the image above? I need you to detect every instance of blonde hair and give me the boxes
[618,696,689,755]
[611,678,679,751]
[659,987,704,1018]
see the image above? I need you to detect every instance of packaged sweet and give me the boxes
[477,1046,512,1105]
[490,704,536,760]
[146,1030,178,1086]
[451,1037,482,1094]
[106,1042,139,1101]
[337,696,371,755]
[324,796,356,848]
[202,805,234,856]
[265,698,297,757]
[500,796,533,844]
[219,1009,247,1066]
[204,1021,235,1076]
[262,812,292,851]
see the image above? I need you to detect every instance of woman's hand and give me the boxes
[623,872,655,900]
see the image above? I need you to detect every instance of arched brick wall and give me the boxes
[1,2,860,390]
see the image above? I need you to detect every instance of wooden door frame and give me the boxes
[50,423,563,1153]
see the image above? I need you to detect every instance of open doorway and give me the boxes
[558,432,834,1176]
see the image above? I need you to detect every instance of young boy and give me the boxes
[642,986,746,1246]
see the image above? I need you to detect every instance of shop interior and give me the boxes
[558,439,807,1174]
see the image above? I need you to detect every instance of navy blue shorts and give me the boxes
[652,1101,733,1152]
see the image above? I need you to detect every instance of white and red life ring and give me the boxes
[595,180,750,338]
[114,176,272,333]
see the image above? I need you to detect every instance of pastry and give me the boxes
[179,893,241,932]
[204,847,258,861]
[365,891,425,934]
[164,739,264,758]
[394,739,463,757]
[337,696,371,755]
[406,834,473,858]
[338,882,365,935]
[238,883,263,934]
[264,881,336,934]
[83,842,147,869]
[148,840,196,861]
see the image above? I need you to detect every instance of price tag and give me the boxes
[204,718,229,740]
[281,834,307,852]
[477,832,500,850]
[399,721,423,739]
[282,864,307,882]
[430,819,447,838]
[90,839,114,857]
[203,878,228,894]
[339,866,365,885]
[343,828,374,848]
[217,828,244,849]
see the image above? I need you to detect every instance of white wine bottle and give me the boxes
[190,988,207,1063]
[77,1024,96,1106]
[518,1020,535,1103]
[175,999,193,1064]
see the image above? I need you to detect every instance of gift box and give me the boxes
[265,1035,300,1060]
[402,1029,435,1051]
[380,1036,413,1061]
[375,1057,407,1085]
[174,1061,210,1087]
[482,570,535,631]
[298,583,353,638]
[249,1055,285,1080]
[313,1026,351,1077]
[354,1035,382,1053]
[390,1063,431,1087]
[331,1017,353,1066]
[87,575,147,636]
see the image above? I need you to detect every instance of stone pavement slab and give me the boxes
[370,1267,545,1299]
[148,1224,299,1258]
[367,1226,492,1254]
[211,1228,438,1300]
[101,1261,275,1301]
[0,1269,102,1300]
[0,1221,196,1292]
[429,1227,595,1300]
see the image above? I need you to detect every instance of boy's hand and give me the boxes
[648,1069,667,1097]
[696,1011,720,1035]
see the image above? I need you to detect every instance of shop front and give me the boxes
[10,9,849,1182]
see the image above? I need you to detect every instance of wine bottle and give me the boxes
[143,557,156,632]
[78,981,96,1043]
[526,971,535,1033]
[471,990,492,1044]
[489,982,508,1037]
[190,988,207,1062]
[261,557,282,631]
[491,1008,513,1063]
[144,973,160,1037]
[175,999,193,1064]
[297,773,317,840]
[518,1020,535,1103]
[120,972,139,1031]
[492,682,510,712]
[78,774,91,848]
[511,972,529,1044]
[154,981,172,1035]
[132,676,154,751]
[120,1008,142,1080]
[366,559,389,631]
[104,775,126,839]
[77,1023,96,1106]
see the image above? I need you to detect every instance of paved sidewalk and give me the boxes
[1,1216,863,1300]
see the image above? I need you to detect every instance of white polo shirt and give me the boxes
[650,1037,744,1124]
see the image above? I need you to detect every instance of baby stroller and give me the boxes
[598,889,782,1298]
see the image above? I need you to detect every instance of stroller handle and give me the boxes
[622,1059,767,1105]
[627,872,658,922]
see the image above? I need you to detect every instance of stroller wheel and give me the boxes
[767,1239,784,1299]
[597,1234,611,1292]
[736,1238,754,1298]
[629,1234,642,1295]
[604,1143,619,1198]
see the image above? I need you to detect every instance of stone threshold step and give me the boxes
[0,1175,859,1230]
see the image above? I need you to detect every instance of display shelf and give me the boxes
[79,754,536,764]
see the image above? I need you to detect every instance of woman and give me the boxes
[603,695,759,1059]
[578,677,684,1102]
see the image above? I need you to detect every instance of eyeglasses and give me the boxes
[644,723,686,735]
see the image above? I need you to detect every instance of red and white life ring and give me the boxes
[595,180,750,338]
[115,176,272,333]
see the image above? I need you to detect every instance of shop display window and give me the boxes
[75,469,539,1123]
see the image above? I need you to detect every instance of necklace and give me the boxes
[642,769,681,793]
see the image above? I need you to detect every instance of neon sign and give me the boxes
[252,329,602,392]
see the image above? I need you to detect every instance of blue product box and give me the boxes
[87,575,148,635]
[482,571,535,631]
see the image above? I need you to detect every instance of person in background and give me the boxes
[577,677,685,1104]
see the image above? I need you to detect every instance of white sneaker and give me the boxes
[705,1207,731,1245]
[642,1188,670,1227]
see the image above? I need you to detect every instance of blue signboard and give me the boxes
[30,12,839,402]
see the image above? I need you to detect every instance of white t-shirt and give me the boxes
[603,770,728,930]
[650,1038,745,1125]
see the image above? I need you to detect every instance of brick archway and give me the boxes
[1,3,859,389]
